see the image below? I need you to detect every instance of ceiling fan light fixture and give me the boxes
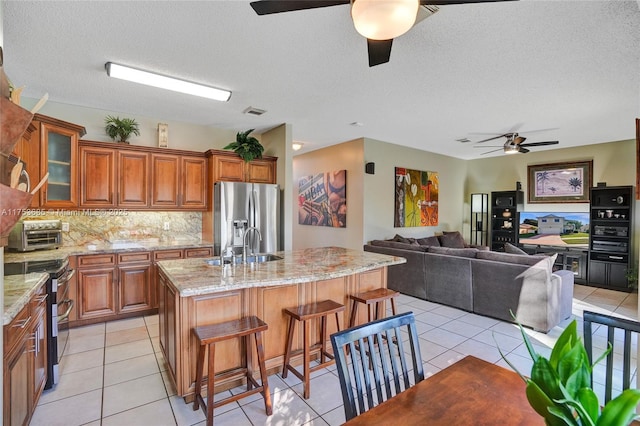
[504,144,520,154]
[105,62,231,102]
[351,0,419,40]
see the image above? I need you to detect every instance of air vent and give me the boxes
[243,106,266,116]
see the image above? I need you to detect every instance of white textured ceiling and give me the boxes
[3,0,639,159]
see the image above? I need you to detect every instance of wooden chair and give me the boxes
[192,316,272,426]
[583,310,640,403]
[330,311,424,421]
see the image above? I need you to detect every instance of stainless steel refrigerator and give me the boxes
[214,181,281,256]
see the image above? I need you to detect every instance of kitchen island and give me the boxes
[156,246,406,399]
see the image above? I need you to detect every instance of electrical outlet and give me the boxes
[62,222,70,232]
[163,222,170,231]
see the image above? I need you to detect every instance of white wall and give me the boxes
[20,97,237,152]
[292,139,365,250]
[363,138,469,243]
[261,124,293,250]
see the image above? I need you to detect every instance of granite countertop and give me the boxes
[3,239,214,263]
[157,246,407,297]
[3,239,213,325]
[4,272,49,325]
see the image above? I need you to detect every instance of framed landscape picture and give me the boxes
[527,160,593,203]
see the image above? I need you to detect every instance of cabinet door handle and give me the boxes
[13,316,31,329]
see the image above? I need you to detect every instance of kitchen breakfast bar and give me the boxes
[156,246,406,400]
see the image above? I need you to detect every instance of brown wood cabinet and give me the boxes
[72,247,212,326]
[151,154,207,209]
[208,150,277,184]
[79,145,116,207]
[75,252,154,324]
[78,140,206,211]
[36,115,86,208]
[118,149,149,207]
[3,281,48,426]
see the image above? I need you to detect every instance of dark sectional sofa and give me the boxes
[364,233,574,333]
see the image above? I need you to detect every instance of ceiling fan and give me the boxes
[250,0,518,67]
[471,131,559,155]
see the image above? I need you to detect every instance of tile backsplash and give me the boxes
[22,211,203,246]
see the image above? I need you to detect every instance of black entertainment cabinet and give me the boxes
[588,185,634,291]
[521,245,588,285]
[490,190,524,251]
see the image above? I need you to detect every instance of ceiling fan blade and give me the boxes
[367,39,393,67]
[250,0,349,15]
[513,136,526,145]
[518,147,530,154]
[480,148,504,155]
[519,141,559,147]
[473,134,509,144]
[421,0,517,4]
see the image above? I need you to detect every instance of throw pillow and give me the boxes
[393,234,411,244]
[369,240,429,251]
[428,246,478,258]
[504,243,528,255]
[416,236,440,247]
[438,231,466,248]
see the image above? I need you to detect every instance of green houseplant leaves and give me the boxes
[104,115,140,143]
[223,129,264,162]
[499,318,640,426]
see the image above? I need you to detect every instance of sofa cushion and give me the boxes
[476,250,551,267]
[428,246,478,258]
[369,240,428,251]
[504,243,528,255]
[416,236,441,247]
[438,231,466,248]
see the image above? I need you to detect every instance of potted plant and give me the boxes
[223,129,264,162]
[104,115,140,144]
[500,319,640,425]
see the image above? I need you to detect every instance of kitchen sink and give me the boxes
[205,254,283,266]
[244,254,283,263]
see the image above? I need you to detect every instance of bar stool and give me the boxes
[282,299,345,399]
[348,288,399,328]
[193,316,272,426]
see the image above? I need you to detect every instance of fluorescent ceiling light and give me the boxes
[105,62,231,102]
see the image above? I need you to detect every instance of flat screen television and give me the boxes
[518,212,590,248]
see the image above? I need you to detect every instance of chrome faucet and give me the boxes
[243,227,262,263]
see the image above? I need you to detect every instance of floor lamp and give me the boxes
[470,193,488,246]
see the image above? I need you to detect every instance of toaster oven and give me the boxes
[7,219,63,251]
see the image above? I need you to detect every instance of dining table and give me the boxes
[343,355,543,425]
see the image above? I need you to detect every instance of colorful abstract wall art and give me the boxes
[298,170,347,227]
[395,167,439,227]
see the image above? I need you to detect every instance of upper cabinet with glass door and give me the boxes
[34,114,86,208]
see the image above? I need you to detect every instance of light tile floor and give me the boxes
[31,284,638,426]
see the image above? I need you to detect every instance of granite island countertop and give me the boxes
[4,272,49,325]
[157,246,407,297]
